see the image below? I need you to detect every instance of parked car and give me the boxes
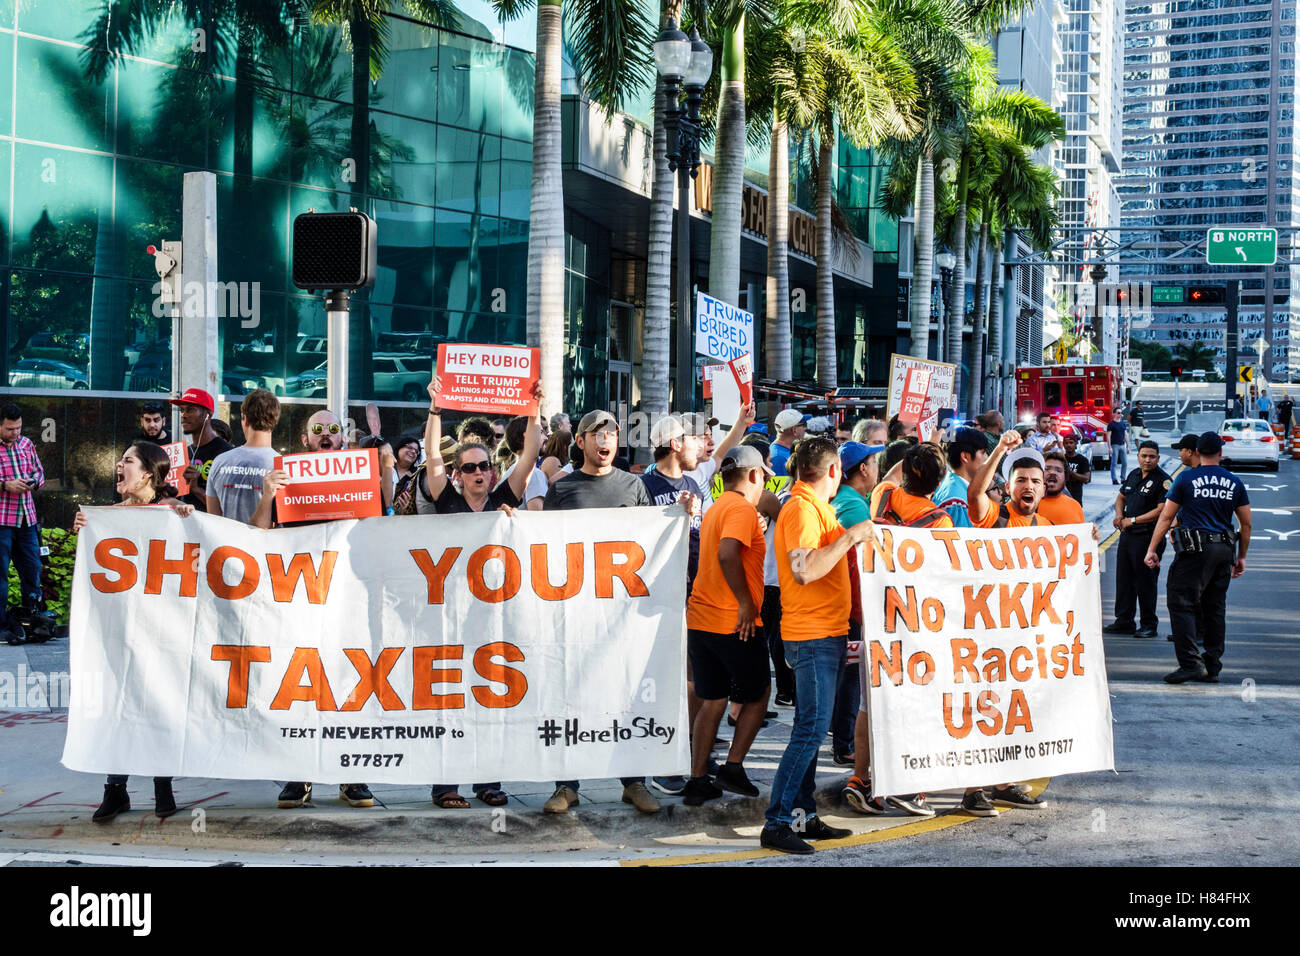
[8,358,89,390]
[1219,418,1280,471]
[222,367,287,397]
[286,360,328,398]
[373,353,434,402]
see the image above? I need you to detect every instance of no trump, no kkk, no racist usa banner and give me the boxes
[860,524,1114,796]
[64,506,689,784]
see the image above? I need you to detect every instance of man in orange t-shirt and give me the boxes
[967,430,1054,530]
[1037,450,1087,525]
[684,446,778,806]
[762,437,877,854]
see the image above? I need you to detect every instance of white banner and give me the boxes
[861,525,1113,795]
[64,507,689,784]
[886,353,956,437]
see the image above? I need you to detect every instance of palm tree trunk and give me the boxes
[947,153,968,402]
[988,239,1004,411]
[968,219,990,418]
[528,0,565,419]
[349,14,374,405]
[815,128,836,387]
[765,114,791,381]
[908,147,935,358]
[643,71,674,415]
[708,16,745,307]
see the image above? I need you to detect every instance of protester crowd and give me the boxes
[0,374,1241,853]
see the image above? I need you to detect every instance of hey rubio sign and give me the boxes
[436,343,540,416]
[274,448,382,523]
[695,291,754,362]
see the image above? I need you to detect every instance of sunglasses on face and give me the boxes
[458,460,492,474]
[310,423,342,435]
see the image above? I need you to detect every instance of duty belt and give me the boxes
[1198,531,1234,544]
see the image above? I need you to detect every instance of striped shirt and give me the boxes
[0,436,44,527]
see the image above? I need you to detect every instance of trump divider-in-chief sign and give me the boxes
[695,291,754,362]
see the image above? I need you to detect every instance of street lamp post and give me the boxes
[655,20,713,412]
[935,251,956,364]
[1089,263,1107,359]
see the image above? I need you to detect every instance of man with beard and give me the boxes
[253,408,393,811]
[1105,440,1171,639]
[1037,450,1087,524]
[133,401,171,445]
[172,388,231,512]
[642,414,704,581]
[1061,432,1091,503]
[968,431,1053,530]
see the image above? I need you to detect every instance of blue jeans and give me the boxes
[0,524,41,624]
[1109,443,1127,482]
[764,635,846,830]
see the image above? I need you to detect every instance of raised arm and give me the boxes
[506,380,545,503]
[423,373,449,501]
[969,429,1022,525]
[713,403,757,463]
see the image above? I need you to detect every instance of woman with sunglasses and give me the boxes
[71,442,194,822]
[420,373,543,808]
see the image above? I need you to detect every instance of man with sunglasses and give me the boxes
[134,401,172,446]
[252,407,393,812]
[171,387,231,512]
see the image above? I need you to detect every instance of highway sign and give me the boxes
[1206,227,1277,266]
[1152,285,1184,304]
[1122,358,1142,387]
[1239,365,1254,383]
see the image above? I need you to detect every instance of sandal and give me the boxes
[476,788,508,807]
[433,791,470,809]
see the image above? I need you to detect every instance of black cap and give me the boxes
[1174,434,1199,451]
[950,426,987,456]
[1197,431,1224,455]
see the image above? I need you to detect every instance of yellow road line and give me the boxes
[1100,530,1120,552]
[620,779,1051,867]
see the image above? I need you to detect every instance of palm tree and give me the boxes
[943,52,1063,409]
[493,0,654,417]
[785,1,919,387]
[1174,341,1217,372]
[706,3,749,310]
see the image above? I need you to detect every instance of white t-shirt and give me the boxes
[502,461,548,503]
[684,458,719,514]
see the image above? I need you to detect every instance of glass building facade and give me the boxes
[1120,0,1299,378]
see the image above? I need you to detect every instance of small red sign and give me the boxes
[161,442,190,496]
[436,343,540,417]
[898,368,932,424]
[727,354,753,406]
[273,448,382,523]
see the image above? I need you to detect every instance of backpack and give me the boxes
[873,487,949,528]
[994,503,1043,528]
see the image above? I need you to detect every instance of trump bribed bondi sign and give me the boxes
[64,507,689,784]
[695,291,754,363]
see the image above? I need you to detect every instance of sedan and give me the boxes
[1219,419,1280,471]
[8,358,89,390]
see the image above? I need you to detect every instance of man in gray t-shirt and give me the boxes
[204,388,281,524]
[207,444,278,523]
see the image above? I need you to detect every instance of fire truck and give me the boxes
[1015,364,1121,468]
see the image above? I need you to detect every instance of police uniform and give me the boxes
[1113,465,1171,634]
[1161,455,1249,681]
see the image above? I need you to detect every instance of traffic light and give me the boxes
[292,211,378,290]
[1187,285,1226,305]
[1170,364,1184,380]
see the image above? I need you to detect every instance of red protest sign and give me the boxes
[727,354,753,406]
[702,363,726,399]
[161,442,190,496]
[273,448,382,523]
[436,344,540,416]
[898,367,932,424]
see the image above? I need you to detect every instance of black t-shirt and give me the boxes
[432,477,521,514]
[1064,452,1090,502]
[134,429,172,446]
[1279,399,1294,425]
[1119,467,1171,532]
[186,436,233,509]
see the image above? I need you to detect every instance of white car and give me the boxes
[1219,419,1280,471]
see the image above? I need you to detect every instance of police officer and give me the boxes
[1170,434,1200,470]
[1104,440,1171,639]
[1145,433,1252,684]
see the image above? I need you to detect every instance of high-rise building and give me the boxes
[1120,0,1297,381]
[1054,0,1125,365]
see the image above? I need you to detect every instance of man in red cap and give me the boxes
[171,388,230,511]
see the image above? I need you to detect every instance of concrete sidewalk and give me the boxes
[0,631,941,860]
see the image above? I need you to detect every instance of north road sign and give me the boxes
[1206,227,1277,266]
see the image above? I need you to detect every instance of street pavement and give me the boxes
[2,438,1295,866]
